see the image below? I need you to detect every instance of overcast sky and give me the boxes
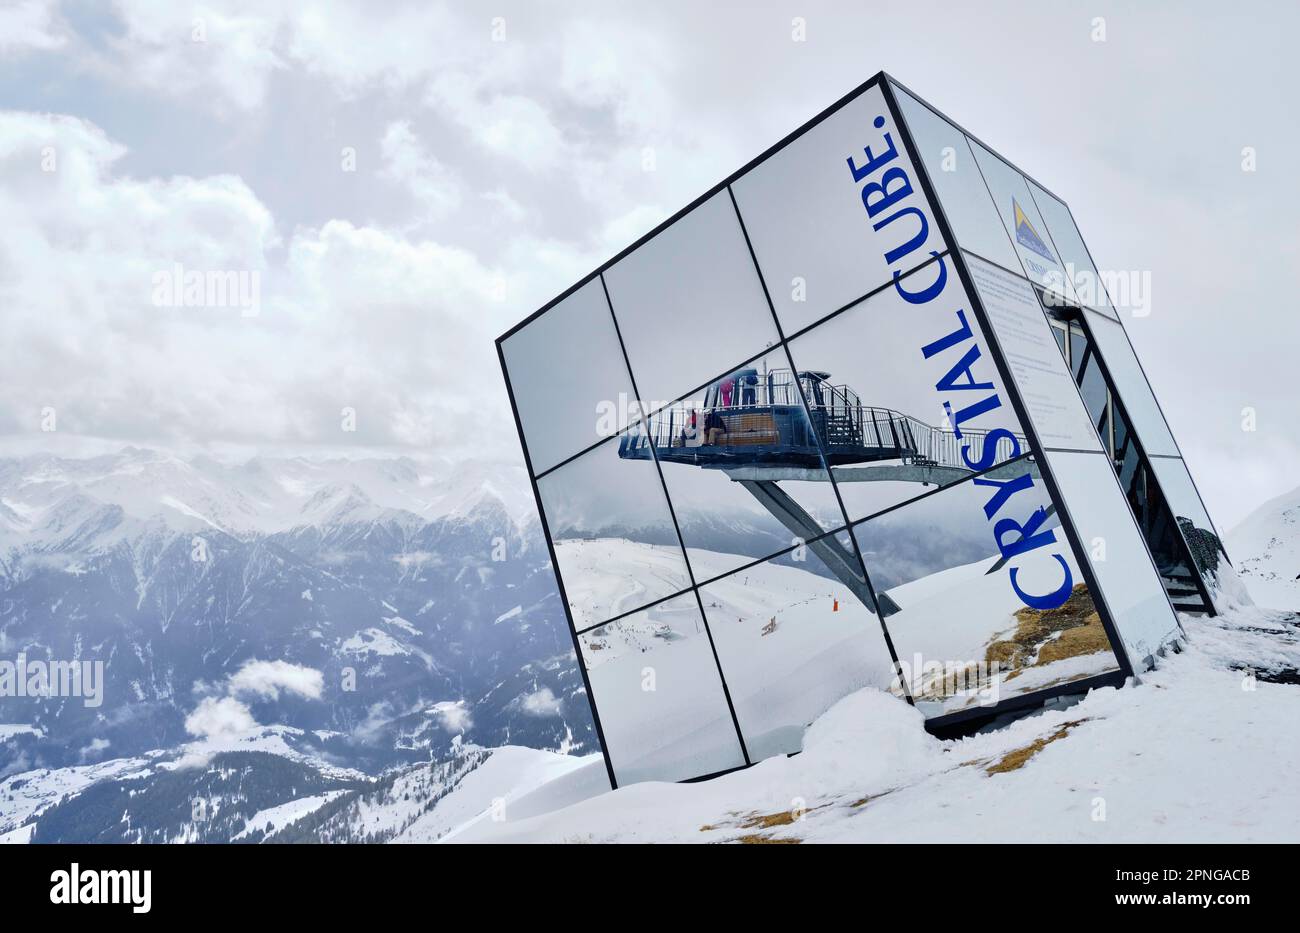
[0,0,1295,529]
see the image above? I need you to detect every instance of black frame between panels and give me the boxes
[496,339,619,790]
[497,71,1213,787]
[722,185,915,703]
[597,270,754,770]
[529,250,957,486]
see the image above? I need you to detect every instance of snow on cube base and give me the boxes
[497,73,1239,787]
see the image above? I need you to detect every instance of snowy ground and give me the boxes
[428,603,1300,843]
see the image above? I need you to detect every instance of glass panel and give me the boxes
[731,82,947,336]
[854,458,1121,719]
[580,594,746,784]
[1050,322,1068,362]
[642,350,847,580]
[966,253,1103,452]
[603,191,780,411]
[1147,456,1228,582]
[892,86,1021,271]
[501,279,637,475]
[1069,331,1112,452]
[1081,309,1180,457]
[1026,180,1120,320]
[786,257,1027,523]
[1068,330,1086,376]
[967,140,1076,306]
[1045,449,1182,668]
[537,429,692,630]
[1117,455,1207,613]
[700,546,897,761]
[1059,323,1208,613]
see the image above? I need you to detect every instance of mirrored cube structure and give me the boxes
[498,73,1234,787]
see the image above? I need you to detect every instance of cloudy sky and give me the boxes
[1,0,1296,529]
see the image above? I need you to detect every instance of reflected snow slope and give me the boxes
[562,537,1119,739]
[881,552,1119,717]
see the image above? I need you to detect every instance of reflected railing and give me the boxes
[623,368,1025,472]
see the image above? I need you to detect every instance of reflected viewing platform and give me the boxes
[618,366,1025,486]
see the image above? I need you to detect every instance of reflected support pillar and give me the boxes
[738,479,901,616]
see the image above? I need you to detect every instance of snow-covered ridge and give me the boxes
[0,447,537,542]
[1230,484,1300,610]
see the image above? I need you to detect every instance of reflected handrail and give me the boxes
[618,366,1024,475]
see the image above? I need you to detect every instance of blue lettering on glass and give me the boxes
[847,112,1073,611]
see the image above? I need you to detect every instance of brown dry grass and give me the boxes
[701,804,823,842]
[1035,617,1112,665]
[986,584,1110,678]
[985,718,1086,775]
[739,810,799,829]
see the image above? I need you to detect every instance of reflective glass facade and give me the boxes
[499,74,1218,786]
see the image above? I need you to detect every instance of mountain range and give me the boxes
[0,448,591,781]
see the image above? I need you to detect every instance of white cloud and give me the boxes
[518,687,562,717]
[103,1,473,112]
[425,73,567,170]
[170,751,215,771]
[183,659,322,742]
[0,110,535,458]
[428,699,472,733]
[0,0,67,53]
[78,737,111,762]
[379,121,463,222]
[557,19,674,134]
[228,659,324,701]
[107,0,287,112]
[481,188,528,224]
[184,695,258,739]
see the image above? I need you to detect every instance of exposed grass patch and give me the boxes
[739,810,799,830]
[702,804,827,839]
[736,834,801,844]
[985,718,1086,775]
[1036,618,1111,665]
[987,584,1110,679]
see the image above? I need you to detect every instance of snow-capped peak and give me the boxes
[0,448,538,542]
